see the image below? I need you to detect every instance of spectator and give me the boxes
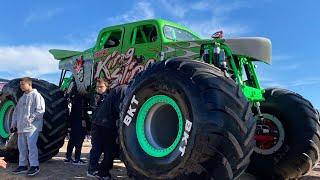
[87,78,108,178]
[64,91,88,165]
[94,84,126,179]
[87,78,127,179]
[11,77,45,176]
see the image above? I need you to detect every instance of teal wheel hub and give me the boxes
[136,95,184,158]
[0,100,15,139]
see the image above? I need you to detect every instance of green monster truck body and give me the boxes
[51,19,266,103]
[0,19,318,179]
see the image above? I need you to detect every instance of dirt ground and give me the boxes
[0,139,129,180]
[0,139,320,180]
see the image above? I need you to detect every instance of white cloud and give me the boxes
[64,32,97,49]
[272,54,292,61]
[160,0,253,38]
[107,1,155,24]
[104,0,254,38]
[260,75,320,89]
[276,63,299,71]
[0,45,80,79]
[24,8,63,25]
[211,1,252,16]
[288,78,320,87]
[181,18,250,38]
[158,0,188,18]
[191,1,211,11]
[264,82,285,88]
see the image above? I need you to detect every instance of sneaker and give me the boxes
[27,166,40,176]
[64,157,73,163]
[87,170,99,177]
[72,159,87,165]
[97,172,112,180]
[12,166,28,174]
[98,175,112,180]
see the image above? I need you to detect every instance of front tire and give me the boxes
[119,58,256,179]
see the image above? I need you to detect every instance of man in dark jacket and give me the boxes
[65,91,88,165]
[87,78,127,179]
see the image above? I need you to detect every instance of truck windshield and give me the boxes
[164,25,199,41]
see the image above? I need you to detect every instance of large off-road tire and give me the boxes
[119,58,256,179]
[0,78,68,162]
[247,88,320,179]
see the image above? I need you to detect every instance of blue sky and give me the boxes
[0,0,319,108]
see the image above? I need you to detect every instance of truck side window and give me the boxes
[131,25,158,45]
[103,30,122,49]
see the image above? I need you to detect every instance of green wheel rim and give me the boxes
[0,100,15,138]
[136,95,184,157]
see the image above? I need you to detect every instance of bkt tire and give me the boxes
[119,58,256,179]
[0,78,68,162]
[248,88,320,179]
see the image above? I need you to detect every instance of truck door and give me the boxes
[93,28,125,88]
[120,23,161,85]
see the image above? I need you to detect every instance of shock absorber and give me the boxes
[202,48,210,63]
[220,49,227,71]
[214,43,229,77]
[254,102,265,122]
[213,42,220,67]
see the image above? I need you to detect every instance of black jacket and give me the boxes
[92,85,127,130]
[91,92,106,112]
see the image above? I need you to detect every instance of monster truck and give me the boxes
[0,19,319,179]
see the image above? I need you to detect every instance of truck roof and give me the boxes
[98,18,197,36]
[50,19,200,60]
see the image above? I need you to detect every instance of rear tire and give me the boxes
[248,88,320,179]
[0,78,68,162]
[119,58,256,179]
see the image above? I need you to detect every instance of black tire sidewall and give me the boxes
[120,70,198,177]
[249,88,318,178]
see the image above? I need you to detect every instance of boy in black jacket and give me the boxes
[87,78,127,179]
[65,91,88,165]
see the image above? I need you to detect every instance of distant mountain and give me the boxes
[0,78,8,82]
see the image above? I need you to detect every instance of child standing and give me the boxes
[11,77,45,176]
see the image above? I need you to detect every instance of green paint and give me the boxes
[0,100,15,138]
[60,76,72,91]
[242,86,265,101]
[49,49,82,61]
[136,95,184,157]
[220,44,265,101]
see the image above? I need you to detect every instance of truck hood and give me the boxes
[224,37,272,64]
